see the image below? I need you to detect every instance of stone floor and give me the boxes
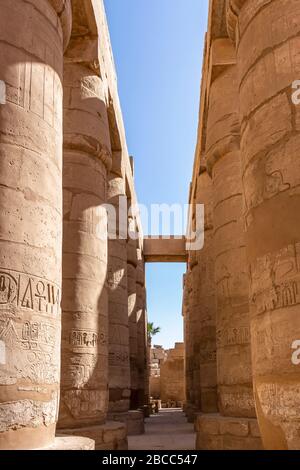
[128,409,196,450]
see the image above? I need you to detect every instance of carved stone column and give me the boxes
[228,0,300,449]
[58,34,127,447]
[58,59,111,431]
[136,247,147,408]
[107,175,144,436]
[208,66,255,420]
[188,167,217,416]
[127,230,139,409]
[184,268,194,421]
[196,64,262,450]
[195,167,217,414]
[187,252,200,418]
[0,0,72,450]
[107,174,130,415]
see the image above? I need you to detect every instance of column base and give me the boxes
[108,410,145,435]
[195,413,263,450]
[39,436,95,450]
[59,422,128,450]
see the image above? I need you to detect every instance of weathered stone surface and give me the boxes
[160,343,185,405]
[206,65,255,419]
[0,0,70,450]
[183,271,193,410]
[42,435,95,451]
[127,239,138,409]
[194,168,217,413]
[60,422,128,450]
[149,345,167,399]
[0,0,148,451]
[195,414,263,450]
[108,172,131,414]
[58,57,110,430]
[188,0,300,451]
[136,249,147,407]
[108,410,145,436]
[236,0,300,450]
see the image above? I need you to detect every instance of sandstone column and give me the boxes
[186,253,200,418]
[195,166,217,414]
[58,59,111,432]
[106,174,144,436]
[189,251,200,412]
[208,66,254,420]
[188,166,217,424]
[57,53,127,449]
[183,269,194,419]
[107,172,131,415]
[127,220,139,409]
[136,247,147,407]
[196,64,262,450]
[0,0,71,450]
[228,0,300,449]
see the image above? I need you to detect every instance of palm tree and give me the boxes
[147,322,161,342]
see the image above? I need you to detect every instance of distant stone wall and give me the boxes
[149,345,166,399]
[160,343,185,404]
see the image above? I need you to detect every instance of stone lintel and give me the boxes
[207,38,236,92]
[211,38,236,68]
[144,237,187,263]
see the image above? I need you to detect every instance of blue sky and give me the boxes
[104,0,209,348]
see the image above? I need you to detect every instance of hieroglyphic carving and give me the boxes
[0,395,58,432]
[62,389,107,420]
[62,351,107,389]
[69,329,100,352]
[109,349,129,366]
[0,269,60,315]
[250,243,300,315]
[216,266,231,306]
[199,349,217,363]
[217,326,250,347]
[0,269,60,385]
[244,149,291,219]
[107,267,126,289]
[256,382,300,419]
[0,317,59,384]
[220,390,255,414]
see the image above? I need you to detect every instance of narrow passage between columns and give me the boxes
[128,409,195,451]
